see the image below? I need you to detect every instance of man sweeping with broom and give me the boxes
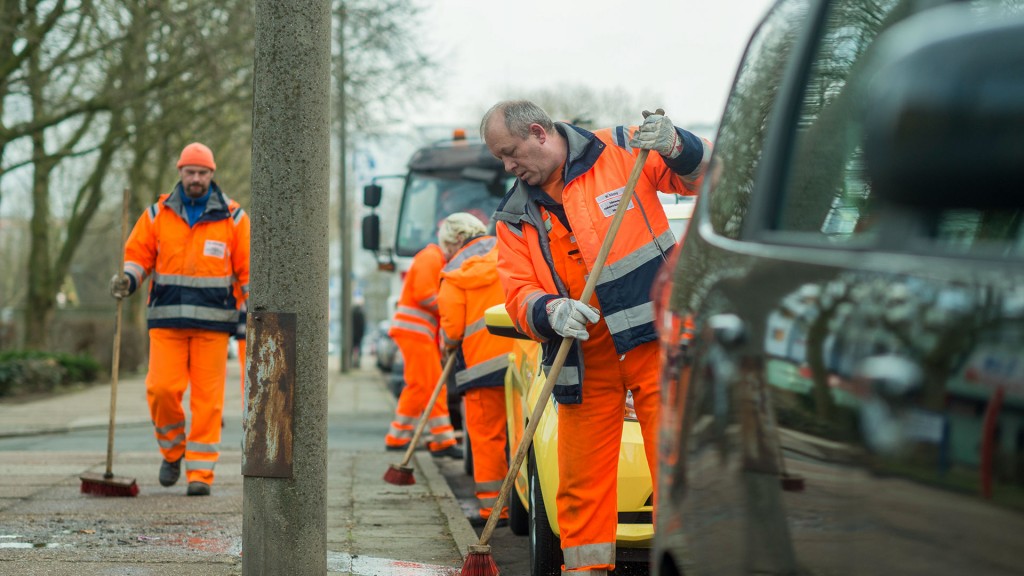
[108,142,250,497]
[476,101,710,576]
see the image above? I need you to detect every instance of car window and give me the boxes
[774,0,1024,255]
[707,0,814,239]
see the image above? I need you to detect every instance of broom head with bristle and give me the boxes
[382,463,416,486]
[80,471,139,497]
[461,543,499,576]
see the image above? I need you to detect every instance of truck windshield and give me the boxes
[394,172,510,257]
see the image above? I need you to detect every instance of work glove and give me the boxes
[545,298,600,341]
[629,109,684,159]
[109,273,132,300]
[441,344,459,365]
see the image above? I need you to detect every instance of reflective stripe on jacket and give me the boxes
[493,122,709,404]
[438,236,514,393]
[388,243,445,343]
[124,182,250,333]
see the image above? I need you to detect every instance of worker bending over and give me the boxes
[481,100,709,575]
[383,241,461,458]
[436,212,513,527]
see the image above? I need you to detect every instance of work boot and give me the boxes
[430,445,463,460]
[186,481,211,496]
[159,457,182,487]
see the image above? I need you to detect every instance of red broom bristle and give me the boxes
[382,464,416,486]
[80,479,139,497]
[461,546,499,576]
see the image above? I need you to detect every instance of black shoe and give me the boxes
[159,457,182,487]
[469,515,508,528]
[186,481,211,496]
[430,445,464,460]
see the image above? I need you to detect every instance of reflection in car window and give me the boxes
[777,0,1024,254]
[708,0,812,239]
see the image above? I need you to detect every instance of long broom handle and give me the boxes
[476,148,651,547]
[105,187,132,478]
[398,354,457,467]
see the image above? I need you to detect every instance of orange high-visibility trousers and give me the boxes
[384,336,457,452]
[556,322,660,573]
[464,386,509,519]
[146,327,229,485]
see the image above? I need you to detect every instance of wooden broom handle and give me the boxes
[105,187,132,477]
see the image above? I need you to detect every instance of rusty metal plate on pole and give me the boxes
[242,311,296,478]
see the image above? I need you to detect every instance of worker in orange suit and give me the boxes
[383,242,461,458]
[109,142,250,497]
[482,100,709,575]
[436,212,514,527]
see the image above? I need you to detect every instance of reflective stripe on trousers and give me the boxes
[384,336,456,451]
[147,327,229,485]
[557,326,659,573]
[465,387,508,518]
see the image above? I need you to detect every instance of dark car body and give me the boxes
[653,1,1024,575]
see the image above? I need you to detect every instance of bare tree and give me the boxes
[3,0,437,351]
[335,0,438,133]
[4,0,256,349]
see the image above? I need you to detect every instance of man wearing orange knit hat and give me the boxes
[109,142,250,496]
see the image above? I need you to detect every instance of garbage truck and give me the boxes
[361,129,514,429]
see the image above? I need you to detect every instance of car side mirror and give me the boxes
[483,304,531,340]
[862,6,1024,210]
[363,184,383,208]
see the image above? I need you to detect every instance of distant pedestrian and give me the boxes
[350,302,365,367]
[234,300,247,402]
[109,142,250,497]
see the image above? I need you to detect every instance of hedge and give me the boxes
[0,351,101,398]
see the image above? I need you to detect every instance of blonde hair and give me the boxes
[438,212,488,256]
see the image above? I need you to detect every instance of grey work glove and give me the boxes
[109,273,131,300]
[629,109,684,159]
[545,298,600,341]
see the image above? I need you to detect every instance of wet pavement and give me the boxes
[0,355,479,575]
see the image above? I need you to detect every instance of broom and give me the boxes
[80,187,139,497]
[383,354,458,485]
[462,144,653,576]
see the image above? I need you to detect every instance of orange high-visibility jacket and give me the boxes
[493,122,709,404]
[437,236,514,393]
[123,183,250,333]
[388,243,445,343]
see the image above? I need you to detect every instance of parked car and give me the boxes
[652,2,1024,575]
[485,197,695,576]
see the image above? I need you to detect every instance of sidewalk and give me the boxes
[0,355,478,575]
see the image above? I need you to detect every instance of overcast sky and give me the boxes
[410,0,775,130]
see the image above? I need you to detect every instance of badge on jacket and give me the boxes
[204,240,227,259]
[595,187,635,218]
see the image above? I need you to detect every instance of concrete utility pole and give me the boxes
[245,1,331,574]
